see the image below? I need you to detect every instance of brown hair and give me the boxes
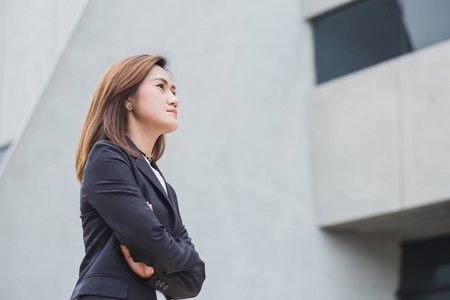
[75,54,168,182]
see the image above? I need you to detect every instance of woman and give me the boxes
[71,54,206,300]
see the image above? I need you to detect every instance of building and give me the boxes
[1,0,450,299]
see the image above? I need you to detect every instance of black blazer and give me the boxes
[70,138,205,300]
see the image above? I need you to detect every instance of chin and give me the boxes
[165,122,178,133]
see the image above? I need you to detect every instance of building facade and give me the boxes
[1,0,449,299]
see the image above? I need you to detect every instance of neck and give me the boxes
[126,110,164,158]
[127,129,159,159]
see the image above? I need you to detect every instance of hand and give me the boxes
[120,202,155,279]
[120,245,154,279]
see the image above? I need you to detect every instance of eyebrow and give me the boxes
[151,77,176,91]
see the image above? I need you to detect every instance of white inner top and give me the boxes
[144,156,167,300]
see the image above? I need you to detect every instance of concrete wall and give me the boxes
[310,57,402,226]
[0,0,88,147]
[400,42,450,209]
[302,0,356,19]
[0,0,400,299]
[311,39,450,233]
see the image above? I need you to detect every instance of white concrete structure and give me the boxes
[310,24,450,240]
[302,0,355,19]
[4,0,450,299]
[0,0,88,148]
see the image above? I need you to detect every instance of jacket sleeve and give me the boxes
[143,185,206,299]
[81,141,203,274]
[144,224,206,299]
[146,263,205,299]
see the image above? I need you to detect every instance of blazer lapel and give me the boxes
[135,158,171,201]
[126,137,175,211]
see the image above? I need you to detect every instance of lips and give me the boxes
[167,109,177,115]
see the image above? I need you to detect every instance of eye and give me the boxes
[156,83,164,90]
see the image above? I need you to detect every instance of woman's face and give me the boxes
[128,65,179,135]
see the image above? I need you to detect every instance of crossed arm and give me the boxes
[121,203,205,299]
[83,141,205,298]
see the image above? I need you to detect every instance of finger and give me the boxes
[120,244,130,258]
[146,202,153,211]
[144,267,155,278]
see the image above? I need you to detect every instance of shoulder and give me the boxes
[91,139,129,154]
[85,140,135,171]
[90,140,131,159]
[81,140,139,187]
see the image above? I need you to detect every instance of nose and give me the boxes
[168,92,179,108]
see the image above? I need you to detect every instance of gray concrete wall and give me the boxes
[0,0,400,299]
[399,41,450,209]
[311,40,450,233]
[310,58,402,226]
[0,0,88,147]
[302,0,356,19]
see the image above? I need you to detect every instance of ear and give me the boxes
[125,98,134,110]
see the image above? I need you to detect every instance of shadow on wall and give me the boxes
[320,230,400,297]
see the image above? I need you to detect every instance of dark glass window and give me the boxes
[399,0,450,50]
[397,235,450,300]
[311,0,450,84]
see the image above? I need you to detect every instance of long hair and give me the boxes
[75,54,167,182]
